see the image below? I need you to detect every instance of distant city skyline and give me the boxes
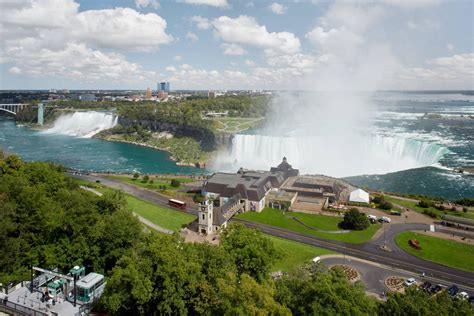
[0,0,472,90]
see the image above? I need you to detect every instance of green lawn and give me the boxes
[106,174,193,191]
[266,234,335,272]
[73,178,196,231]
[395,231,474,272]
[236,208,381,244]
[385,196,474,220]
[125,196,196,231]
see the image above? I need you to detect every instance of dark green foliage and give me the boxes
[275,263,377,315]
[221,223,280,282]
[0,156,144,284]
[141,175,149,183]
[423,209,438,218]
[340,208,371,230]
[455,198,474,206]
[418,200,432,208]
[170,179,180,187]
[372,195,385,204]
[101,232,289,315]
[133,172,139,179]
[380,287,473,316]
[379,201,393,210]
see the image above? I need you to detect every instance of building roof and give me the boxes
[349,189,370,203]
[204,158,299,201]
[77,273,104,289]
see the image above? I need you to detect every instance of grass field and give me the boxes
[73,178,196,231]
[385,196,474,220]
[266,234,335,271]
[395,231,474,272]
[236,208,381,244]
[125,195,196,231]
[210,117,264,133]
[106,174,193,191]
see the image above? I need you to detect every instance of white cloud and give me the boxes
[381,0,441,9]
[447,43,454,51]
[220,43,247,55]
[407,21,417,29]
[184,0,228,7]
[180,63,194,70]
[396,54,474,89]
[245,59,255,66]
[9,66,22,75]
[4,42,155,82]
[212,15,300,54]
[0,0,170,83]
[174,55,183,61]
[165,66,177,72]
[191,15,211,30]
[186,32,199,43]
[135,0,160,9]
[269,2,287,15]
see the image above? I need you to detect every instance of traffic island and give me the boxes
[330,264,360,282]
[385,276,405,293]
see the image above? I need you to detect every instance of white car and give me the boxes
[456,292,469,300]
[404,278,417,286]
[379,216,392,223]
[367,215,378,221]
[312,256,321,263]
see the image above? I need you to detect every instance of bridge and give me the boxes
[0,104,29,115]
[0,103,51,125]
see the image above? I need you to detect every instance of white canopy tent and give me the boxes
[349,189,370,204]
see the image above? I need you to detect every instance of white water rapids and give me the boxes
[43,111,117,138]
[214,133,452,177]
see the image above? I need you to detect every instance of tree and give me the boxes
[380,286,473,316]
[170,179,180,187]
[275,263,377,315]
[339,208,370,230]
[221,223,279,282]
[141,175,149,183]
[133,172,139,180]
[379,201,393,210]
[418,200,432,208]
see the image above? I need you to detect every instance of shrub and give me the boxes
[170,179,180,188]
[423,209,437,218]
[463,207,468,213]
[379,201,393,210]
[149,179,154,184]
[372,195,385,205]
[418,200,432,208]
[141,175,149,183]
[133,172,140,180]
[339,208,370,231]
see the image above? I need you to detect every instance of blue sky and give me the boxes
[0,0,472,90]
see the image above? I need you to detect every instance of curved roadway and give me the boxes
[69,172,474,290]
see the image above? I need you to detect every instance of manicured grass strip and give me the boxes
[395,231,474,272]
[236,208,381,244]
[385,196,474,220]
[265,234,335,272]
[125,195,196,232]
[106,174,192,191]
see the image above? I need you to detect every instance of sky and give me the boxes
[0,0,472,90]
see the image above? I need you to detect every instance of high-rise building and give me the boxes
[146,87,152,99]
[158,81,170,92]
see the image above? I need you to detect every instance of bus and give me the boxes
[168,199,186,210]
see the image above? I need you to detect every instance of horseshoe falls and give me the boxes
[43,111,118,138]
[226,133,452,177]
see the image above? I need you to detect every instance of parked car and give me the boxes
[456,292,469,300]
[430,284,445,294]
[405,278,417,286]
[367,215,378,223]
[447,285,459,297]
[390,210,401,216]
[420,281,432,291]
[312,256,321,263]
[378,216,392,223]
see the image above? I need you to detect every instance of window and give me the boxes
[202,214,205,220]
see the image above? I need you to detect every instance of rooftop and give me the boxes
[77,273,104,289]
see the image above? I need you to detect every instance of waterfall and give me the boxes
[43,111,118,138]
[217,133,451,177]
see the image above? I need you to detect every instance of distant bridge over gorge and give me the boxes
[0,104,29,115]
[0,103,52,125]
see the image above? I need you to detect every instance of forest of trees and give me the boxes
[1,154,472,315]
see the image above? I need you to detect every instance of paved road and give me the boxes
[70,172,199,215]
[70,172,474,290]
[235,219,474,290]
